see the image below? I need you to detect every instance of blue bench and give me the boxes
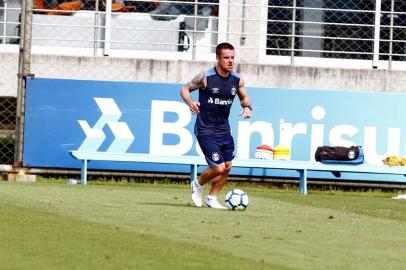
[70,151,406,195]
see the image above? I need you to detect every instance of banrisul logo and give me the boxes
[77,98,134,152]
[208,97,232,105]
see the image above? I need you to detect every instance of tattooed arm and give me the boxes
[180,71,207,114]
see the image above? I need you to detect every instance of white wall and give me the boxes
[1,52,406,96]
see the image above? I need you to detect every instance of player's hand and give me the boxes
[189,102,200,114]
[239,107,252,119]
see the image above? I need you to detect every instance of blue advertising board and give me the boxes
[24,78,406,180]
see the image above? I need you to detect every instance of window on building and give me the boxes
[266,0,376,60]
[322,0,375,60]
[379,1,406,61]
[267,0,302,56]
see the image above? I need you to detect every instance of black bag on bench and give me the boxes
[315,146,364,164]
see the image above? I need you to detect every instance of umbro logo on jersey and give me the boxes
[211,87,220,94]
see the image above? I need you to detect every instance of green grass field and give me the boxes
[1,180,405,270]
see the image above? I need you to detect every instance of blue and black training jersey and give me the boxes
[195,66,241,136]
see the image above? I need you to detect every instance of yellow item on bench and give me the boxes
[273,145,291,160]
[383,155,406,166]
[274,119,291,160]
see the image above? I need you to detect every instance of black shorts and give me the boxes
[196,132,235,167]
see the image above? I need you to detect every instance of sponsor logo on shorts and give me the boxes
[212,152,220,162]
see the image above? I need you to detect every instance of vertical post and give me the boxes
[190,163,197,182]
[226,0,231,41]
[81,159,88,185]
[290,0,297,64]
[388,0,395,69]
[15,0,33,166]
[2,0,7,44]
[299,169,307,195]
[302,0,323,57]
[192,0,198,59]
[93,0,100,56]
[103,0,112,56]
[217,0,229,43]
[240,0,246,45]
[372,0,382,68]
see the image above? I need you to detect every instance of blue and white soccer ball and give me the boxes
[225,189,249,211]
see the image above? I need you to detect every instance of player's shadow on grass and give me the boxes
[139,202,194,208]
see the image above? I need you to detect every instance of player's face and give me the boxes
[217,49,235,73]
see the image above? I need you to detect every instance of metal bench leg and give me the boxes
[190,163,197,182]
[81,159,88,185]
[299,169,307,195]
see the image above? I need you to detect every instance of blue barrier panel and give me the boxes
[24,78,406,181]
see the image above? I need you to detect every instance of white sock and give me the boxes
[195,179,203,187]
[207,195,217,200]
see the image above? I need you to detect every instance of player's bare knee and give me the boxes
[223,162,232,173]
[212,163,226,175]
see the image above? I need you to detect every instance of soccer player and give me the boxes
[180,42,252,209]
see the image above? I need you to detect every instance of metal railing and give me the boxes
[2,0,406,66]
[1,0,406,166]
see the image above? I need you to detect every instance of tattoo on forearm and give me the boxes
[186,72,205,90]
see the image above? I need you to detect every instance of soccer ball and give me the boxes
[225,189,249,211]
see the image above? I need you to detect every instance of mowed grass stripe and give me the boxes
[0,202,278,270]
[1,182,405,270]
[251,189,406,222]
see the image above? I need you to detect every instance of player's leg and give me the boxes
[198,162,225,186]
[204,133,235,209]
[191,164,225,207]
[190,135,224,207]
[209,131,235,195]
[193,161,231,208]
[208,160,232,196]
